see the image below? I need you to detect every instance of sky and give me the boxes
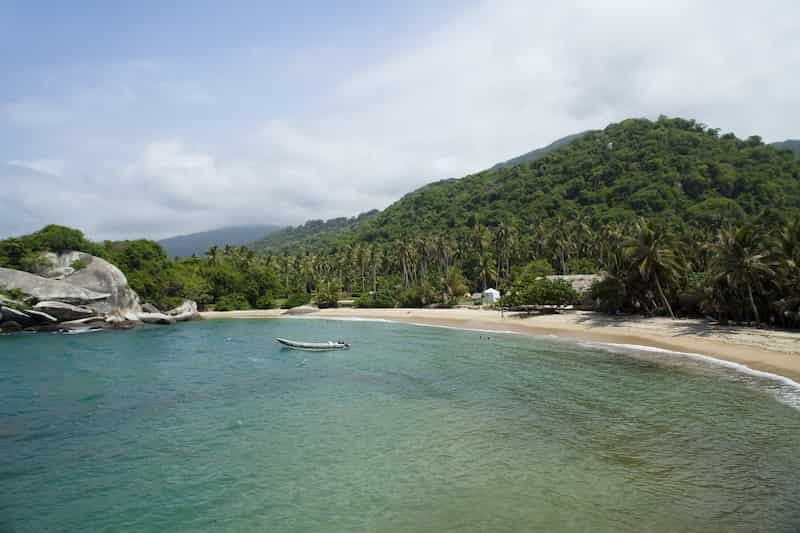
[1,0,799,241]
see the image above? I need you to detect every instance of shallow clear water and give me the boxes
[1,318,800,532]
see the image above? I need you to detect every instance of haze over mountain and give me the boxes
[771,140,800,160]
[159,225,281,258]
[253,117,800,254]
[2,1,800,240]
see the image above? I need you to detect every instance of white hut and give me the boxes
[482,288,501,304]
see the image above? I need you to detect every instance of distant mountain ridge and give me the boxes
[251,134,591,253]
[159,225,281,258]
[491,131,589,169]
[771,139,800,160]
[251,211,379,253]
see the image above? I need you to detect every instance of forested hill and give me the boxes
[771,139,800,160]
[250,210,378,253]
[491,131,588,169]
[159,224,280,258]
[265,117,799,253]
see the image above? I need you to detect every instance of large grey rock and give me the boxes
[0,306,35,326]
[0,267,110,304]
[138,312,176,325]
[57,253,141,316]
[141,302,161,314]
[165,300,199,322]
[34,301,96,322]
[25,309,58,324]
[38,251,83,279]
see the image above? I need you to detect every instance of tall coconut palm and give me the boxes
[709,225,775,323]
[624,221,683,319]
[476,249,497,291]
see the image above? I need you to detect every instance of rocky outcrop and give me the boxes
[138,312,176,325]
[1,304,58,330]
[141,303,161,314]
[0,251,198,334]
[57,253,141,316]
[0,267,110,304]
[166,300,199,322]
[33,301,96,322]
[1,306,36,326]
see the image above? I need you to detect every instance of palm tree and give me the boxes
[206,245,220,266]
[442,267,468,304]
[709,225,775,323]
[624,221,683,319]
[476,249,497,291]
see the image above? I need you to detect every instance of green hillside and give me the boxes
[159,224,280,258]
[251,210,378,253]
[274,116,800,252]
[771,139,800,160]
[491,131,588,169]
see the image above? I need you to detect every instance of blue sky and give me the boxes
[2,0,799,240]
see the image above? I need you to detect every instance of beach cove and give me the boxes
[201,308,800,384]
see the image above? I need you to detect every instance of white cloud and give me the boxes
[1,0,800,240]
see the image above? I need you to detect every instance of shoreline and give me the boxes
[199,308,800,383]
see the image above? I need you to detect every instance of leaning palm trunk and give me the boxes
[747,282,760,323]
[654,274,676,319]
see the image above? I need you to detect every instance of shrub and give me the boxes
[589,277,626,313]
[398,285,438,308]
[254,294,275,309]
[282,292,311,309]
[506,278,579,307]
[214,294,252,311]
[70,258,88,271]
[355,288,397,308]
[315,280,340,309]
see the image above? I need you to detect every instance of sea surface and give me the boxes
[2,318,800,532]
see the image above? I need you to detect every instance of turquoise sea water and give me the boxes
[1,318,800,532]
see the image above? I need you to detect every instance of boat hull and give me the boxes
[275,338,349,351]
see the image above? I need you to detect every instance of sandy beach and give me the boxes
[200,308,800,383]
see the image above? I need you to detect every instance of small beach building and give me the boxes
[482,288,500,304]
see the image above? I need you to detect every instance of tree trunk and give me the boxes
[747,282,760,323]
[654,274,675,319]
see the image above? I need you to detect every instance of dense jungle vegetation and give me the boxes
[2,117,799,326]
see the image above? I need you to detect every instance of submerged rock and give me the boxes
[138,312,176,325]
[0,321,23,333]
[282,304,319,316]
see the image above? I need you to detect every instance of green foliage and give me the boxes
[0,286,27,302]
[254,294,275,309]
[70,258,88,271]
[398,284,439,308]
[282,292,311,309]
[29,225,96,254]
[314,279,341,308]
[589,277,626,313]
[506,278,579,307]
[214,294,252,312]
[355,288,397,308]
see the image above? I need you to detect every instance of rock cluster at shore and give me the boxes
[0,251,198,334]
